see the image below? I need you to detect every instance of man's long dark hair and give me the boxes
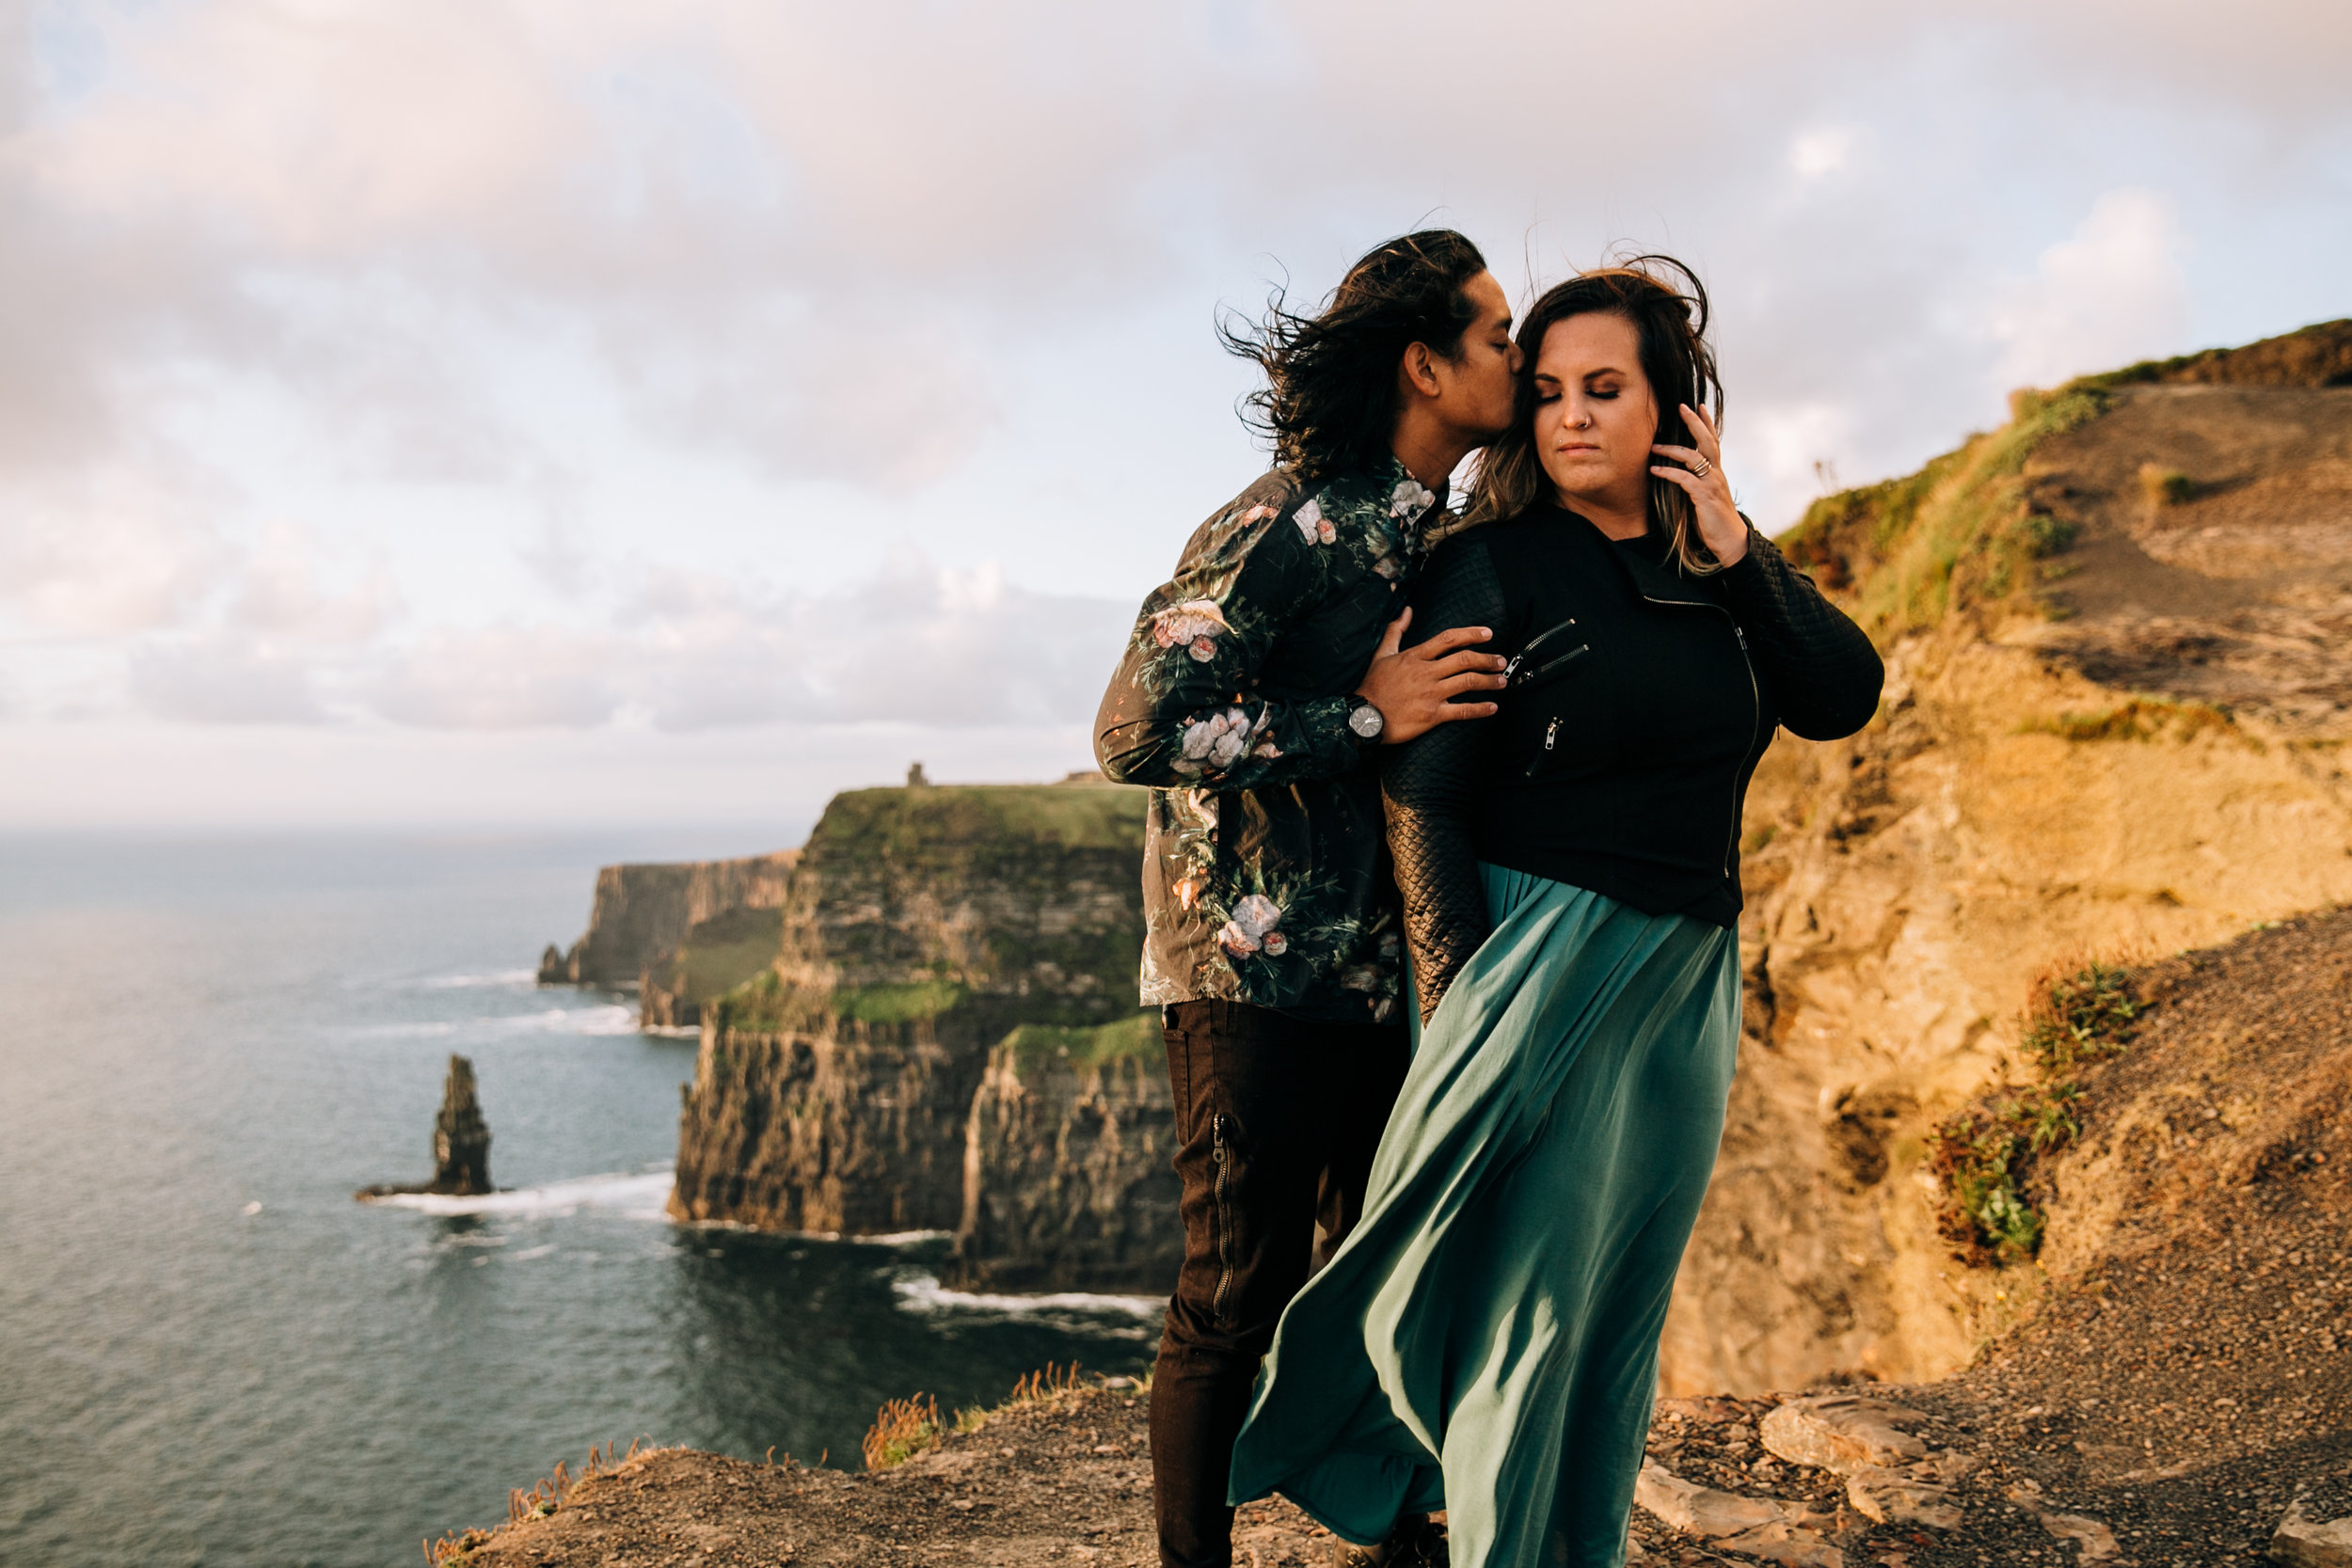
[1218,230,1489,483]
[1462,255,1725,574]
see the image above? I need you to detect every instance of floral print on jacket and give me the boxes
[1093,456,1441,1023]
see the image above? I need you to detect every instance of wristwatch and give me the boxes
[1345,693,1385,744]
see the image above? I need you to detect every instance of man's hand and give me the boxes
[1356,608,1507,745]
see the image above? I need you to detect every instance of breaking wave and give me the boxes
[416,969,537,990]
[344,1003,644,1042]
[891,1274,1163,1320]
[366,1168,675,1220]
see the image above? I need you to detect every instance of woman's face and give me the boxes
[1532,312,1660,512]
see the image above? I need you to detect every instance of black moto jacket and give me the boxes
[1382,502,1883,1022]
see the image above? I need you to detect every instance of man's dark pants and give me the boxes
[1151,998,1413,1568]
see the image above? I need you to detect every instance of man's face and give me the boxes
[1437,270,1520,442]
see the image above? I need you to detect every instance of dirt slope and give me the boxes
[2029,382,2352,737]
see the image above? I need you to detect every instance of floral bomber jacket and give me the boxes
[1093,456,1443,1024]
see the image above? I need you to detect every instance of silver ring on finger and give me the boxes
[1688,456,1712,480]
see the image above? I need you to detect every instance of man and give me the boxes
[1094,230,1520,1568]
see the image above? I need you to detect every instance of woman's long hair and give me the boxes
[1461,255,1724,574]
[1219,230,1489,483]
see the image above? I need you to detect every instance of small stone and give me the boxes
[2271,1505,2352,1566]
[1928,1450,1981,1484]
[2038,1512,2122,1562]
[1761,1396,1931,1474]
[1711,1520,1848,1567]
[1634,1462,1822,1539]
[1845,1465,1963,1530]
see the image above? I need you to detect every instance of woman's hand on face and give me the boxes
[1651,404,1749,566]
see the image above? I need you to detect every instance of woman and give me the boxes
[1225,258,1883,1568]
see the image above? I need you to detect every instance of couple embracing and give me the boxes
[1093,232,1883,1568]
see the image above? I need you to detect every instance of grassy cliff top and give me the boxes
[1778,317,2352,639]
[998,1012,1160,1076]
[1777,384,2108,636]
[803,783,1146,862]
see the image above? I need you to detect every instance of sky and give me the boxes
[3,0,2347,837]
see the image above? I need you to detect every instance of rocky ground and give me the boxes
[437,911,2352,1567]
[433,1373,2352,1568]
[435,1379,1332,1568]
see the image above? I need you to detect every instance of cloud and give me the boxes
[136,549,1136,733]
[0,468,232,633]
[1788,126,1864,182]
[223,523,400,641]
[362,625,625,730]
[125,631,329,723]
[3,0,2349,825]
[1986,188,2193,392]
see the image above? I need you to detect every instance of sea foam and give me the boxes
[892,1273,1162,1320]
[369,1168,675,1220]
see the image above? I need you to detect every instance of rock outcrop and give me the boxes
[431,1054,493,1195]
[358,1053,493,1198]
[540,850,799,990]
[947,1016,1180,1292]
[668,780,1150,1244]
[1659,326,2352,1396]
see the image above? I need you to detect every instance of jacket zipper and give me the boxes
[1509,643,1591,688]
[1502,617,1585,686]
[1637,594,1759,880]
[1210,1113,1234,1322]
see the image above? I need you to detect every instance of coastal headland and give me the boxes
[489,322,2352,1564]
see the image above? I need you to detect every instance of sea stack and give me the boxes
[358,1053,495,1200]
[432,1054,492,1195]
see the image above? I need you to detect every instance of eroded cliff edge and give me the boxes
[1658,320,2352,1395]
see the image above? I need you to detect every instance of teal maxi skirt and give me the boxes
[1226,864,1740,1568]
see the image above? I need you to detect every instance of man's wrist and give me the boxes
[1344,692,1386,746]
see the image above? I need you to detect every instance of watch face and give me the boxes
[1348,703,1383,739]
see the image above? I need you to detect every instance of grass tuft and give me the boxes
[862,1394,946,1471]
[2017,697,2240,745]
[2021,960,2141,1075]
[2137,463,2196,506]
[1929,961,2143,1266]
[861,1363,1109,1471]
[423,1439,660,1563]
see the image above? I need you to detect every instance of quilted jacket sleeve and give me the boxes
[1380,534,1510,1023]
[1721,528,1884,741]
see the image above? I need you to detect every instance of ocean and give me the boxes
[0,832,1158,1568]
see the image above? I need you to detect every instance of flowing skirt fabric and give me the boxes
[1225,864,1740,1568]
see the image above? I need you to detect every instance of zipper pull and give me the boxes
[1503,654,1524,685]
[1735,626,1749,650]
[1544,717,1560,751]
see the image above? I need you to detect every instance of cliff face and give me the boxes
[668,783,1150,1242]
[1657,327,2352,1396]
[540,850,798,990]
[639,906,786,1030]
[948,1016,1180,1292]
